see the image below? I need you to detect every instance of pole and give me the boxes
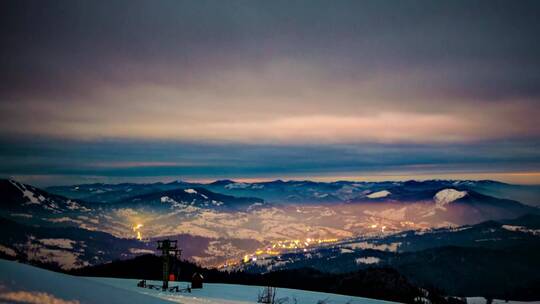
[157,239,180,291]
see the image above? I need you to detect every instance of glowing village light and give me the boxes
[133,223,144,240]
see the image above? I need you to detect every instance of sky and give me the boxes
[1,0,540,186]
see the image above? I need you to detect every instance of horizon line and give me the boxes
[4,171,540,187]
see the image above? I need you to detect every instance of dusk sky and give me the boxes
[1,0,539,186]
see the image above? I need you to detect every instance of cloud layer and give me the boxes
[1,1,539,183]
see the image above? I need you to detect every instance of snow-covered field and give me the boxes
[0,259,170,304]
[466,297,540,304]
[0,259,392,304]
[91,277,392,304]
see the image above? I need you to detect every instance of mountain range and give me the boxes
[46,179,540,207]
[1,178,539,269]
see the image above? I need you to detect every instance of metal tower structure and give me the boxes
[157,239,181,290]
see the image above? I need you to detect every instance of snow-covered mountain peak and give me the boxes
[434,189,467,210]
[367,190,391,199]
[224,182,250,189]
[9,179,45,205]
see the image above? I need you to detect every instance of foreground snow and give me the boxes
[0,259,392,304]
[466,297,540,304]
[90,277,394,304]
[0,259,170,304]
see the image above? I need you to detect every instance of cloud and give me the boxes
[1,1,539,144]
[1,1,539,182]
[1,136,539,185]
[1,80,538,143]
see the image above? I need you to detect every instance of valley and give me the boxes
[2,178,540,301]
[2,178,539,268]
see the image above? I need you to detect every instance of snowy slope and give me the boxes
[0,259,171,304]
[91,277,394,304]
[466,297,540,304]
[433,189,467,210]
[0,259,393,304]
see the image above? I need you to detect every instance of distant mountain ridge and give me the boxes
[4,178,540,236]
[0,179,93,216]
[116,187,264,211]
[46,178,540,207]
[42,178,540,226]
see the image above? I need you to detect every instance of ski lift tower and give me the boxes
[157,239,181,290]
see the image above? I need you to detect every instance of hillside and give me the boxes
[233,215,540,300]
[0,259,394,304]
[70,254,424,302]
